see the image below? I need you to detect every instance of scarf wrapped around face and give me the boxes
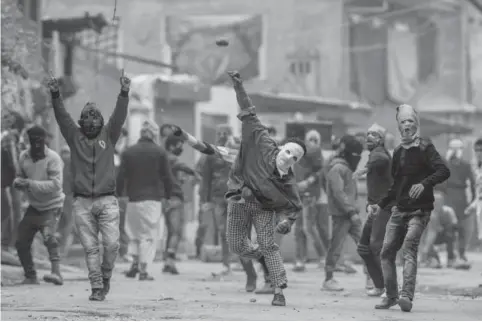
[396,104,420,148]
[367,123,386,148]
[446,138,464,160]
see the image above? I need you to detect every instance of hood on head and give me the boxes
[396,104,419,127]
[367,123,386,139]
[305,129,321,142]
[140,119,159,142]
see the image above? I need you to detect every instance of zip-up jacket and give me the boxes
[51,90,129,198]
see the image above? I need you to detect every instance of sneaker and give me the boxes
[271,293,286,306]
[139,272,155,281]
[102,278,110,295]
[343,264,357,274]
[366,288,385,297]
[162,264,179,275]
[375,297,398,309]
[255,282,275,294]
[293,263,306,272]
[398,296,413,312]
[322,279,344,291]
[89,288,105,301]
[43,273,63,285]
[21,277,40,285]
[124,263,139,278]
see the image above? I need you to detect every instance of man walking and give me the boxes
[355,123,392,296]
[14,125,65,285]
[370,104,450,312]
[117,120,173,280]
[293,129,326,272]
[322,135,364,292]
[444,138,475,265]
[48,70,130,301]
[163,134,198,274]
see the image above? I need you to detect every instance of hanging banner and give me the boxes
[166,14,263,85]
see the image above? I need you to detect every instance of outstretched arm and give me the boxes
[170,125,238,164]
[107,69,131,144]
[48,74,77,143]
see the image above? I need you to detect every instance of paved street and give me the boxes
[2,257,482,321]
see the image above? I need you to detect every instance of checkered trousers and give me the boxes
[226,201,287,288]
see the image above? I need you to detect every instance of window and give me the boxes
[289,60,312,76]
[29,0,38,22]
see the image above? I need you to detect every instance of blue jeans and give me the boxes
[380,207,430,300]
[73,195,120,289]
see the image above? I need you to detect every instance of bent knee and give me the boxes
[43,234,58,247]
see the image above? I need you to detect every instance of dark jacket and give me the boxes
[325,156,358,217]
[294,147,324,199]
[226,108,302,220]
[378,138,450,212]
[1,136,16,189]
[167,153,196,201]
[443,158,475,198]
[366,146,392,207]
[116,138,174,202]
[51,90,129,198]
[199,152,231,202]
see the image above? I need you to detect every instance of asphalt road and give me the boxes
[2,258,482,321]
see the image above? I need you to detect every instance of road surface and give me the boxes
[2,259,482,320]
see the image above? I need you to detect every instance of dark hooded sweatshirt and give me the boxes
[378,138,450,212]
[325,156,358,217]
[366,146,392,207]
[51,90,129,198]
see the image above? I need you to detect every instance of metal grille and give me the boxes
[79,18,121,68]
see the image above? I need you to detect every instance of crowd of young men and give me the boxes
[9,68,482,312]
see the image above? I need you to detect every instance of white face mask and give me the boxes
[276,142,305,171]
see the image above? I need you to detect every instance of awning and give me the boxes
[248,91,372,115]
[419,114,473,137]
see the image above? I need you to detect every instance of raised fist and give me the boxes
[47,71,60,92]
[227,70,242,86]
[120,69,131,91]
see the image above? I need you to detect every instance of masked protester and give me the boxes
[322,135,363,292]
[369,104,450,312]
[355,123,393,297]
[118,120,174,281]
[167,71,306,307]
[47,70,130,301]
[163,135,198,274]
[443,138,475,265]
[13,125,65,286]
[198,124,236,276]
[292,129,326,272]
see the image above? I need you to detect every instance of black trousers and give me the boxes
[357,207,391,289]
[15,206,62,278]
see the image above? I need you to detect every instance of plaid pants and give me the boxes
[227,201,287,288]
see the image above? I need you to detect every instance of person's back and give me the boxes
[120,139,173,202]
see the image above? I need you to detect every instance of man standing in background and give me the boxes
[355,123,392,296]
[323,135,364,292]
[197,124,237,276]
[118,120,173,281]
[293,129,326,272]
[57,145,74,257]
[443,138,475,266]
[14,125,65,285]
[164,135,199,274]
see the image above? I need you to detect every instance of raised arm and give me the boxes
[169,125,238,164]
[106,69,130,144]
[227,71,276,151]
[48,74,77,143]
